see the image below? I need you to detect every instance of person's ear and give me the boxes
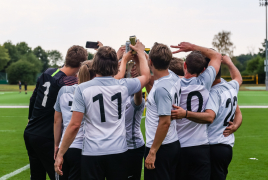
[184,62,187,70]
[201,67,206,73]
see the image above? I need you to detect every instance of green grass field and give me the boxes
[0,87,268,179]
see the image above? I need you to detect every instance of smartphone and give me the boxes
[86,41,99,49]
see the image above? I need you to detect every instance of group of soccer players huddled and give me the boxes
[23,40,243,180]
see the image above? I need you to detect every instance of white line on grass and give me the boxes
[0,106,29,108]
[239,106,268,108]
[0,130,16,132]
[0,164,29,180]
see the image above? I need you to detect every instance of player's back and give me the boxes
[206,79,239,147]
[25,68,77,139]
[71,76,141,156]
[177,66,216,148]
[146,70,181,147]
[54,85,84,149]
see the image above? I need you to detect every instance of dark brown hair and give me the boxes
[149,42,172,70]
[92,46,118,76]
[65,45,88,68]
[169,57,185,76]
[78,60,95,84]
[185,51,207,76]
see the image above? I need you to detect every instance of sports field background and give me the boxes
[0,85,268,179]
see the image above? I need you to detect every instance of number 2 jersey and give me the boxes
[205,79,239,147]
[25,68,78,139]
[54,84,84,149]
[177,66,216,148]
[71,77,141,156]
[145,70,181,148]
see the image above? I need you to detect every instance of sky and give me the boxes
[0,0,266,59]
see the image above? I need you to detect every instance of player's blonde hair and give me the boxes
[78,60,95,84]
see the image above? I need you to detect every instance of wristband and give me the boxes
[185,110,188,118]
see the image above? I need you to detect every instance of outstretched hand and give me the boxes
[122,51,132,63]
[129,40,145,54]
[95,41,103,50]
[170,42,194,54]
[171,105,186,119]
[221,55,232,65]
[117,46,126,60]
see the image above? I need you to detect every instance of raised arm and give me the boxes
[54,111,63,160]
[171,42,221,74]
[114,51,132,79]
[223,105,242,137]
[130,40,150,88]
[222,55,243,86]
[171,105,215,124]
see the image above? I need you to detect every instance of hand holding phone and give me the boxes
[86,41,99,49]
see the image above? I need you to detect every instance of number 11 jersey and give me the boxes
[177,66,216,148]
[71,77,141,156]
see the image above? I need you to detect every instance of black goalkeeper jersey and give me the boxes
[25,68,78,139]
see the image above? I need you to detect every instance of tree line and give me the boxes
[0,33,267,84]
[212,31,266,84]
[0,41,93,84]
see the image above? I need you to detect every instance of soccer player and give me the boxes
[171,55,243,180]
[24,81,28,94]
[19,80,21,93]
[144,43,181,180]
[125,58,146,180]
[24,45,87,180]
[169,57,185,77]
[54,60,95,180]
[170,42,221,180]
[54,41,150,180]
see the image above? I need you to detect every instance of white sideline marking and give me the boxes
[0,106,29,108]
[0,164,29,180]
[239,106,268,108]
[0,130,16,132]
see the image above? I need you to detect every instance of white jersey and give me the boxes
[145,70,181,148]
[125,96,145,149]
[206,79,239,147]
[177,66,216,148]
[71,77,141,156]
[54,84,84,149]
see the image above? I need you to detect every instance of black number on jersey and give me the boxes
[174,93,179,106]
[187,91,203,112]
[223,96,237,126]
[111,92,122,119]
[93,94,106,122]
[93,93,122,122]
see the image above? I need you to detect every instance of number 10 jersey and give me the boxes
[71,77,141,156]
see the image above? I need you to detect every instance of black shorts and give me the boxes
[126,145,145,180]
[25,85,27,90]
[177,145,210,180]
[210,144,232,180]
[19,85,21,90]
[81,151,128,180]
[58,148,82,180]
[144,140,180,180]
[24,132,55,180]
